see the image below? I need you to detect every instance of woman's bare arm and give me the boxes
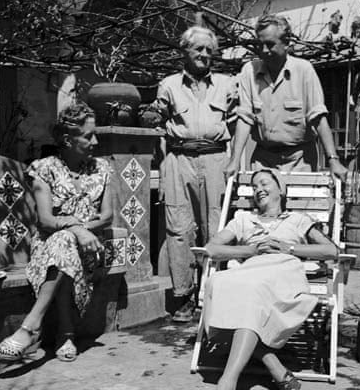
[32,178,80,232]
[205,229,257,260]
[257,226,338,260]
[82,182,113,233]
[294,225,338,260]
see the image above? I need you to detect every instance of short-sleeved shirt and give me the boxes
[155,71,236,141]
[225,210,317,246]
[237,55,328,147]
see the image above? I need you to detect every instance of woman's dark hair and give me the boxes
[251,169,287,211]
[53,102,95,146]
[255,14,292,44]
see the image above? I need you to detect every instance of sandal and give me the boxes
[274,370,301,390]
[55,333,77,362]
[0,325,41,362]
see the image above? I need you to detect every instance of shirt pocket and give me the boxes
[207,101,227,137]
[209,101,227,122]
[209,100,227,114]
[171,103,189,125]
[172,103,189,117]
[283,100,304,125]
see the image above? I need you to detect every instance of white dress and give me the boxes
[204,210,318,349]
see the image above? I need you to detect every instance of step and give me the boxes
[0,269,172,340]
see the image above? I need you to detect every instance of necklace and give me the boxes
[260,213,280,218]
[256,211,289,234]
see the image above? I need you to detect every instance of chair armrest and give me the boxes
[190,246,210,257]
[336,254,355,285]
[190,246,211,267]
[190,247,233,265]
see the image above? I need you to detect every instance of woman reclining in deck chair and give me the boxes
[203,168,338,390]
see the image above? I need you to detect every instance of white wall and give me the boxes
[240,0,360,39]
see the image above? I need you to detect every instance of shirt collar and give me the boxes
[182,69,213,85]
[256,55,292,80]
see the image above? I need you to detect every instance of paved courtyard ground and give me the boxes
[0,314,359,390]
[1,270,360,390]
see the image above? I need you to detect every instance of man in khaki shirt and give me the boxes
[226,14,347,180]
[152,26,235,322]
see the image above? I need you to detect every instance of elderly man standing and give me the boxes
[225,14,347,180]
[150,26,235,322]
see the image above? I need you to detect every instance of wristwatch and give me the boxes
[328,154,339,161]
[289,245,295,255]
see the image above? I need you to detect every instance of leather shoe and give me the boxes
[172,300,195,323]
[274,370,301,390]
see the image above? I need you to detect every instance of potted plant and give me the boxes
[88,41,141,126]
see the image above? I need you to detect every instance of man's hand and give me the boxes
[329,158,347,182]
[223,159,240,182]
[158,186,165,203]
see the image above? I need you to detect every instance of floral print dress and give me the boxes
[26,156,113,316]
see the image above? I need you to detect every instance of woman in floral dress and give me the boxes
[0,102,113,363]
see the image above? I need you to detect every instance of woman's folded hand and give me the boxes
[256,238,291,254]
[71,226,104,254]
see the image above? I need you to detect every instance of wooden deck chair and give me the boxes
[190,171,353,384]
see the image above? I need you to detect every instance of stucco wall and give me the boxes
[0,68,17,158]
[241,0,360,39]
[8,69,57,162]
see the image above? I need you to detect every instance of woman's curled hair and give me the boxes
[53,102,94,145]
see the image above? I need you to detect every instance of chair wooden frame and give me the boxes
[190,171,353,384]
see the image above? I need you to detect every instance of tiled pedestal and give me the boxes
[95,126,164,284]
[0,156,36,270]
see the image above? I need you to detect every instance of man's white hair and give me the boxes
[180,26,218,51]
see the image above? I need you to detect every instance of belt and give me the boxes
[257,143,309,153]
[167,138,226,155]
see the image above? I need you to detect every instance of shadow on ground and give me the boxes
[123,315,196,358]
[0,348,53,379]
[123,315,278,389]
[200,370,276,390]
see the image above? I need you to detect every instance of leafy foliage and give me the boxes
[0,0,258,79]
[0,0,356,80]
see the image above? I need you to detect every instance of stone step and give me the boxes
[0,271,172,340]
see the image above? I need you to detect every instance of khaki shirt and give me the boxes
[237,55,328,147]
[155,71,236,141]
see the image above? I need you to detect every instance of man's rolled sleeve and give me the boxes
[305,65,329,122]
[237,68,256,126]
[227,76,240,123]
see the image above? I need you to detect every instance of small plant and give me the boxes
[93,38,128,82]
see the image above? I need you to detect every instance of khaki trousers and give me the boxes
[251,142,318,172]
[164,151,228,297]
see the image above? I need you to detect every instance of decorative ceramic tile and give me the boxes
[104,237,126,267]
[0,213,28,250]
[121,158,146,191]
[120,195,145,229]
[0,172,24,209]
[126,232,145,266]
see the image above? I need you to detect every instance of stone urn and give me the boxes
[87,82,141,126]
